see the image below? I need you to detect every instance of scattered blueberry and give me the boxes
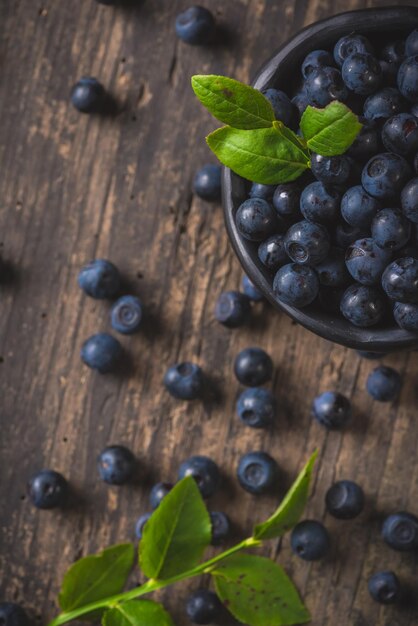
[310,154,352,185]
[366,366,402,402]
[291,520,330,561]
[0,604,30,626]
[272,183,301,220]
[363,87,406,121]
[193,164,221,202]
[348,118,380,159]
[135,513,152,539]
[81,333,122,373]
[186,589,222,625]
[249,182,277,200]
[214,290,251,328]
[236,387,276,428]
[406,29,418,56]
[401,177,418,222]
[382,257,418,303]
[312,391,351,429]
[237,451,278,495]
[27,469,68,509]
[382,511,418,551]
[398,55,418,102]
[210,511,231,545]
[149,482,173,509]
[285,219,330,265]
[263,88,293,126]
[393,301,418,330]
[70,77,107,113]
[305,66,348,107]
[241,274,264,302]
[300,182,341,226]
[292,90,309,117]
[345,237,391,286]
[382,40,405,65]
[302,49,334,78]
[110,295,143,335]
[325,480,365,519]
[97,445,136,485]
[234,347,273,386]
[361,152,411,200]
[258,234,288,271]
[316,247,349,287]
[178,455,220,498]
[78,259,121,299]
[235,198,278,241]
[341,186,381,229]
[340,284,385,327]
[371,208,411,251]
[342,52,382,95]
[368,571,401,605]
[175,6,215,45]
[163,362,204,400]
[273,263,319,308]
[334,34,374,66]
[382,113,418,155]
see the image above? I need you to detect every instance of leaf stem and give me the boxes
[47,537,261,626]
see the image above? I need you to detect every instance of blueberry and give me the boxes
[237,451,278,494]
[325,480,364,519]
[316,247,349,287]
[363,87,406,121]
[27,469,68,509]
[175,6,215,45]
[382,113,418,155]
[273,263,319,308]
[334,34,374,66]
[110,295,142,335]
[379,60,399,87]
[393,301,418,330]
[81,333,122,373]
[285,220,330,265]
[249,182,277,200]
[401,177,418,223]
[312,391,351,429]
[382,257,418,302]
[341,186,381,229]
[345,238,390,286]
[0,605,30,626]
[236,387,276,429]
[310,154,352,186]
[368,571,401,605]
[164,362,204,400]
[241,275,264,302]
[149,482,173,509]
[340,284,385,327]
[292,90,309,117]
[178,455,220,498]
[135,513,152,539]
[406,29,418,57]
[262,89,293,126]
[70,77,107,113]
[214,290,251,328]
[291,520,330,561]
[348,118,381,160]
[272,183,301,220]
[210,511,231,545]
[366,365,401,402]
[186,589,222,625]
[357,350,388,359]
[381,40,405,65]
[372,208,411,251]
[300,182,340,225]
[361,152,412,200]
[305,66,348,107]
[234,347,273,386]
[258,234,287,271]
[97,445,136,485]
[382,511,418,551]
[235,198,278,241]
[78,259,121,299]
[398,56,418,103]
[193,164,221,202]
[333,221,367,248]
[342,53,382,95]
[302,49,334,78]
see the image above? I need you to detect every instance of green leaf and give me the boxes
[212,553,310,626]
[254,451,318,540]
[58,544,135,614]
[206,125,310,185]
[139,476,211,580]
[300,101,362,156]
[102,600,175,626]
[192,74,275,130]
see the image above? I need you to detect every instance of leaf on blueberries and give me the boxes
[192,75,275,130]
[212,553,310,626]
[139,476,211,580]
[58,544,135,614]
[254,450,318,541]
[206,125,310,184]
[102,600,175,626]
[300,101,362,156]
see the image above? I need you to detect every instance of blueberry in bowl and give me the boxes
[216,7,418,352]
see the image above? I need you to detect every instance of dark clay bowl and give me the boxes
[223,5,418,352]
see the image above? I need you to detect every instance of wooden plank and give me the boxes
[0,0,418,625]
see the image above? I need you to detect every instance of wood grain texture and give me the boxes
[1,1,418,625]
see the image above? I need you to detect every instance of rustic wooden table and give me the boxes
[2,0,418,625]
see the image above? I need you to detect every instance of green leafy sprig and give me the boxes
[48,451,318,626]
[191,74,362,184]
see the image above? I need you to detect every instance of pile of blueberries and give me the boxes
[235,28,418,331]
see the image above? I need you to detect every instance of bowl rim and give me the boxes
[222,5,418,352]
